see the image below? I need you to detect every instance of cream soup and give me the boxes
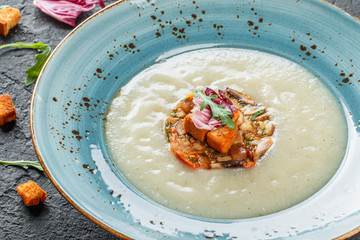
[105,48,347,219]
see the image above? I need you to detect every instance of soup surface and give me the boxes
[105,48,347,219]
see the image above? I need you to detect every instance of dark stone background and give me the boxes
[0,0,359,239]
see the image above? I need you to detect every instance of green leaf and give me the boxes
[0,5,11,9]
[165,123,171,140]
[195,91,236,130]
[0,42,51,86]
[250,109,265,121]
[0,160,44,171]
[189,157,197,164]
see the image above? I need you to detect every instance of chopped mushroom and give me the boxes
[254,137,273,161]
[227,88,255,105]
[240,119,254,132]
[243,106,266,116]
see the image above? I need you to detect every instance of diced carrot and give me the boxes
[183,114,209,142]
[0,94,17,126]
[17,181,47,206]
[242,161,255,168]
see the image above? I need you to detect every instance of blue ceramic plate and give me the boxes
[31,0,360,239]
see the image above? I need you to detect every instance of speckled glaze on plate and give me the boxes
[30,0,360,239]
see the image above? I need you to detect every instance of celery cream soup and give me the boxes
[105,48,347,219]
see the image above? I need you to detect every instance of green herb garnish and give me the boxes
[0,42,51,86]
[0,160,44,171]
[165,123,171,139]
[244,139,252,147]
[250,109,265,121]
[0,5,10,9]
[195,91,236,130]
[189,157,197,164]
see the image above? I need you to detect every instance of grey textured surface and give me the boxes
[0,0,359,239]
[0,0,119,239]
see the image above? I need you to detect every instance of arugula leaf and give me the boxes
[0,5,10,9]
[0,42,51,86]
[195,91,236,130]
[250,109,265,121]
[0,160,44,171]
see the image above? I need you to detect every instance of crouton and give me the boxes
[183,113,209,142]
[206,110,240,153]
[17,181,47,206]
[0,7,21,37]
[0,94,17,126]
[206,123,238,153]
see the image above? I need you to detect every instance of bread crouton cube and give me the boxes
[206,123,238,153]
[0,94,17,126]
[183,113,209,142]
[17,181,47,206]
[206,111,240,153]
[0,7,21,37]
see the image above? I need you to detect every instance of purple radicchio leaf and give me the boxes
[204,87,217,96]
[205,87,237,115]
[190,97,222,130]
[33,0,105,27]
[218,88,238,113]
[193,89,237,130]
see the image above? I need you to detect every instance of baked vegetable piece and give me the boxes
[165,87,275,169]
[207,122,238,154]
[183,113,209,142]
[17,181,47,206]
[0,6,21,37]
[206,110,240,153]
[0,94,17,126]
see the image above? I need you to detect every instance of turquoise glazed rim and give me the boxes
[30,0,360,239]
